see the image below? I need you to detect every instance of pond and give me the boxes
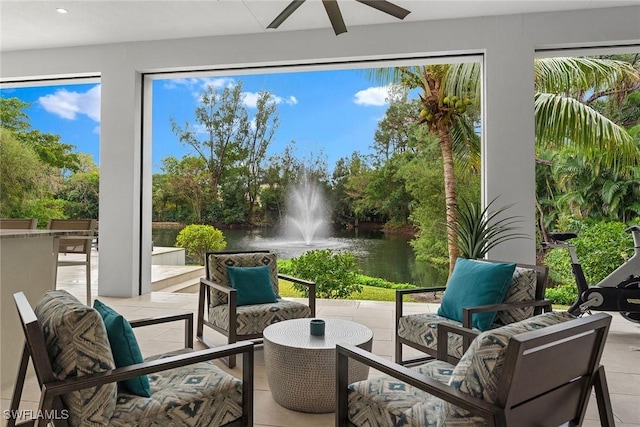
[152,226,448,288]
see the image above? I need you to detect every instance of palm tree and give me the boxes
[371,57,639,274]
[534,57,639,171]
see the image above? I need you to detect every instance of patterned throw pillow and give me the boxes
[495,267,538,325]
[34,290,117,427]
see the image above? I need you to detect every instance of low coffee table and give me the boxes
[263,318,373,413]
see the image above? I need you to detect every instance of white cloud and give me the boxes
[242,92,298,108]
[353,86,389,106]
[242,92,260,108]
[39,85,101,122]
[163,77,235,92]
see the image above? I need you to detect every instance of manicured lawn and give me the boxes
[279,280,399,302]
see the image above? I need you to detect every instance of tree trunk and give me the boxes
[438,122,459,275]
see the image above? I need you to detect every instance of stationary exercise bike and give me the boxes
[544,225,640,323]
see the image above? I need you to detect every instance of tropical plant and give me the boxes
[369,63,482,274]
[286,249,362,299]
[534,57,639,170]
[447,197,528,259]
[175,224,227,265]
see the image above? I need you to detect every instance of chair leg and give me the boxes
[52,236,60,291]
[594,366,615,427]
[395,339,403,364]
[227,341,237,369]
[85,256,92,306]
[7,345,30,427]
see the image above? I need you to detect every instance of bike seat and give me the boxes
[548,232,578,242]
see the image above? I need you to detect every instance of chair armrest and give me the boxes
[200,277,238,340]
[200,277,236,294]
[436,323,481,362]
[462,299,553,329]
[395,286,446,321]
[40,341,255,398]
[130,312,194,349]
[278,274,314,287]
[335,344,501,425]
[278,274,317,317]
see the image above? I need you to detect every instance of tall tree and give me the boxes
[370,64,482,274]
[0,96,81,173]
[160,156,209,223]
[170,83,250,199]
[372,85,419,164]
[242,91,279,224]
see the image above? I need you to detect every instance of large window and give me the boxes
[0,79,100,222]
[146,58,483,286]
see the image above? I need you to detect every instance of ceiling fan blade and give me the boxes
[267,0,306,29]
[355,0,411,20]
[322,0,347,35]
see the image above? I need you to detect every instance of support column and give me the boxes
[98,63,152,297]
[483,28,537,264]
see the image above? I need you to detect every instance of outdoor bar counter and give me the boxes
[0,229,90,388]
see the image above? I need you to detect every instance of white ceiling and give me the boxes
[1,0,638,52]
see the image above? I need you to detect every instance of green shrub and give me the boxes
[288,249,362,299]
[544,283,578,305]
[356,275,417,290]
[543,221,635,286]
[175,224,226,265]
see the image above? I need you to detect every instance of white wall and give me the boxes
[2,6,639,296]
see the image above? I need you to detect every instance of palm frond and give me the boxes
[443,62,482,101]
[534,57,638,94]
[450,115,481,171]
[534,92,639,170]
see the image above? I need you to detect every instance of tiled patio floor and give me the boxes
[2,262,639,426]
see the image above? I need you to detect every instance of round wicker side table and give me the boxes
[263,318,373,413]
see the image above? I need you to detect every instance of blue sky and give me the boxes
[2,68,397,173]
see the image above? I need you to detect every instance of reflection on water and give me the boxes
[152,227,448,288]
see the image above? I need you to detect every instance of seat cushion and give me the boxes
[397,313,473,360]
[109,349,244,427]
[207,252,279,306]
[443,311,575,422]
[437,258,516,331]
[348,375,447,427]
[495,266,538,325]
[347,360,458,427]
[34,290,117,427]
[414,360,456,385]
[209,299,312,336]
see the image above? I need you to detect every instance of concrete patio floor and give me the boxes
[2,261,639,426]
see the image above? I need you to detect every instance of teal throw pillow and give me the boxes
[93,300,151,397]
[227,265,278,306]
[437,258,516,331]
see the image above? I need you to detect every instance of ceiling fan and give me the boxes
[267,0,411,36]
